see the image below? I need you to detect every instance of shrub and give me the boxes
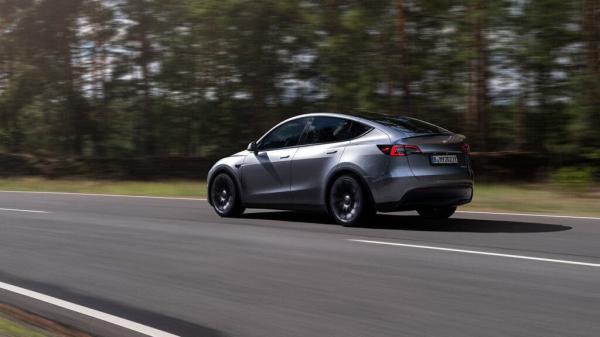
[549,166,596,192]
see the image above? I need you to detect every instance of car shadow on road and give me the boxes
[242,211,573,233]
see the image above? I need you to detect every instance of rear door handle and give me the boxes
[326,150,338,155]
[280,155,290,159]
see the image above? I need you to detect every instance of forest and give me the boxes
[0,0,599,179]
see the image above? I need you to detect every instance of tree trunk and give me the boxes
[92,40,110,157]
[395,0,411,115]
[139,14,155,155]
[326,0,339,113]
[583,0,600,144]
[584,0,600,75]
[466,0,487,150]
[0,46,14,91]
[62,18,83,156]
[514,94,527,151]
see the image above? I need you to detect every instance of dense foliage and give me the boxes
[0,0,598,158]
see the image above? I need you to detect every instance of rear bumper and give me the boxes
[376,183,473,212]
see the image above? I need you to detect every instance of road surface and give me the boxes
[0,191,599,337]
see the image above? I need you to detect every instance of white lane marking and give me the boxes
[0,207,50,214]
[349,239,600,268]
[0,281,178,337]
[457,211,600,221]
[0,191,597,221]
[0,190,206,201]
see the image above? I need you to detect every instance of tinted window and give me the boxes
[258,118,307,150]
[356,113,449,135]
[376,117,449,134]
[301,117,352,145]
[348,122,372,139]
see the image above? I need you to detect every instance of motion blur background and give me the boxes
[0,0,599,195]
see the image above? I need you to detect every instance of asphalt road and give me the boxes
[0,191,599,337]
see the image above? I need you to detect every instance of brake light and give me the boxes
[377,145,422,156]
[461,143,470,155]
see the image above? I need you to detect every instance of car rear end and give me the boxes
[359,115,474,212]
[395,133,473,210]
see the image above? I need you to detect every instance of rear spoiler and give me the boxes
[400,133,465,144]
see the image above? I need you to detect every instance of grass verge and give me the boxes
[0,316,50,337]
[0,304,91,337]
[0,178,598,217]
[0,177,206,198]
[464,184,600,217]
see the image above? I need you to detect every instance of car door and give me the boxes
[241,118,309,205]
[290,117,353,206]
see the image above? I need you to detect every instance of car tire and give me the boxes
[417,206,457,219]
[328,175,374,227]
[210,173,245,217]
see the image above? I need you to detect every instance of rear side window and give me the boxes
[258,118,308,150]
[348,122,372,139]
[301,117,353,145]
[371,117,449,135]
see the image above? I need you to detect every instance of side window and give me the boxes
[348,121,372,139]
[258,118,307,151]
[301,117,353,145]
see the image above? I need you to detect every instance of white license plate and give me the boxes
[431,155,458,165]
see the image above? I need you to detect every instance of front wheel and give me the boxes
[210,173,245,217]
[328,175,374,227]
[417,206,457,219]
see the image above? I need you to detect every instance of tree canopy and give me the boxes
[0,0,598,158]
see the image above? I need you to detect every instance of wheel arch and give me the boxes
[324,167,376,215]
[207,165,243,206]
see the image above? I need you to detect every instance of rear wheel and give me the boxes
[417,206,456,219]
[328,175,374,227]
[210,173,245,217]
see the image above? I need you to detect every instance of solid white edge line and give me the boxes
[348,239,600,268]
[0,191,597,221]
[457,211,600,221]
[0,281,178,337]
[0,207,50,214]
[0,190,206,201]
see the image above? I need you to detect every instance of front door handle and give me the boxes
[280,155,290,159]
[326,150,338,155]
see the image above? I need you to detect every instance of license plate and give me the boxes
[430,155,458,165]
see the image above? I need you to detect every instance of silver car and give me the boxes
[208,113,473,226]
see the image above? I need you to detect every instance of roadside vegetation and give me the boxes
[1,1,600,165]
[0,316,49,337]
[0,178,206,198]
[465,184,600,217]
[0,304,91,337]
[0,178,598,217]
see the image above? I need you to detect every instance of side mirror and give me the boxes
[247,141,258,153]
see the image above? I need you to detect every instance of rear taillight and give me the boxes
[461,143,470,155]
[377,144,422,156]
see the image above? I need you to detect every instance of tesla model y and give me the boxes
[208,113,473,226]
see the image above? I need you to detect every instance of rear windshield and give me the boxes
[361,114,450,135]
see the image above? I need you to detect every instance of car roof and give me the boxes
[282,112,419,137]
[285,112,391,126]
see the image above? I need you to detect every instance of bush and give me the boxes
[549,166,597,191]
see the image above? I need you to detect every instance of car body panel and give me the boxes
[241,147,298,205]
[291,140,349,206]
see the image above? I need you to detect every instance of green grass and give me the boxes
[0,178,598,217]
[0,177,206,198]
[464,184,600,217]
[0,315,52,337]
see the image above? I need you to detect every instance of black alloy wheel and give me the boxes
[210,173,244,217]
[328,175,373,226]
